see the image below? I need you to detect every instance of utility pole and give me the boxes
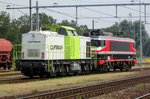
[29,0,32,31]
[139,0,143,66]
[76,7,78,25]
[131,0,143,66]
[92,20,94,30]
[36,1,39,31]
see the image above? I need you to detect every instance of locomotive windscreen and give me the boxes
[110,41,130,51]
[91,40,105,47]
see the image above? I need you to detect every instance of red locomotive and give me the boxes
[90,30,136,71]
[0,39,13,70]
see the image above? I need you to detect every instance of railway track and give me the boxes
[0,77,49,84]
[0,67,150,84]
[0,69,150,99]
[0,64,149,78]
[135,93,150,99]
[5,75,148,99]
[0,72,21,77]
[0,70,13,73]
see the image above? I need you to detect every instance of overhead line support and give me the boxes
[116,5,118,18]
[6,3,150,9]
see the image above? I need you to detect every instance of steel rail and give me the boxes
[0,78,48,84]
[0,67,150,84]
[18,76,150,99]
[0,72,21,77]
[135,93,150,99]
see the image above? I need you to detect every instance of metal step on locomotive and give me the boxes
[14,26,136,78]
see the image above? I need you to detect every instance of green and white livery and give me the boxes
[16,25,93,77]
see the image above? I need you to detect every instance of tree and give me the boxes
[0,11,11,38]
[143,39,150,57]
[15,14,30,34]
[119,20,132,38]
[104,19,150,57]
[104,19,150,52]
[7,19,20,44]
[32,12,57,30]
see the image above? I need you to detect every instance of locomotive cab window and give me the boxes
[67,30,78,36]
[101,40,106,47]
[133,42,135,48]
[91,40,106,47]
[57,28,67,36]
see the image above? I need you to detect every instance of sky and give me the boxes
[0,0,150,35]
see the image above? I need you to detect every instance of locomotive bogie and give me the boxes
[17,59,94,77]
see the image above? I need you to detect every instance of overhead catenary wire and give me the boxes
[81,7,115,17]
[0,0,27,6]
[121,6,150,15]
[42,8,76,19]
[17,9,26,15]
[4,0,150,28]
[41,8,116,24]
[0,0,28,17]
[35,4,150,25]
[6,1,150,19]
[70,0,102,4]
[36,8,117,26]
[42,8,98,20]
[78,15,150,19]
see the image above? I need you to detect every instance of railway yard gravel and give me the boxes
[93,83,150,99]
[0,65,150,97]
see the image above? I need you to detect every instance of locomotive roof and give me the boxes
[24,31,60,36]
[60,26,76,31]
[91,36,135,42]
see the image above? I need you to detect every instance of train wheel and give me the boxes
[107,68,110,72]
[46,73,51,78]
[124,64,129,71]
[8,66,11,70]
[39,73,44,78]
[29,74,33,78]
[88,64,93,73]
[103,64,108,72]
[106,63,110,72]
[97,66,102,72]
[113,67,116,71]
[56,72,61,77]
[120,67,123,72]
[39,68,45,78]
[7,64,12,70]
[3,66,6,70]
[65,66,70,75]
[84,64,90,74]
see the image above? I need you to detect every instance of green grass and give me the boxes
[135,83,145,89]
[0,71,20,75]
[0,71,137,97]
